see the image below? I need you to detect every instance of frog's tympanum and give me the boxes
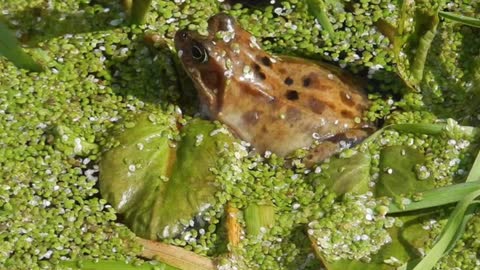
[174,13,373,163]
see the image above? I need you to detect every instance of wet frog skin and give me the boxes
[174,13,373,163]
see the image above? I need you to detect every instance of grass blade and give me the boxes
[439,11,480,28]
[399,148,480,269]
[410,190,480,270]
[306,0,335,36]
[444,148,480,252]
[388,181,480,213]
[465,148,480,182]
[362,123,446,146]
[362,123,477,147]
[0,20,43,71]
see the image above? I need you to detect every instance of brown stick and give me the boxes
[137,237,215,270]
[226,203,242,248]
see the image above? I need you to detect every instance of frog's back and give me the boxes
[219,55,370,156]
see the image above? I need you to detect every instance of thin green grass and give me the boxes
[439,11,480,28]
[401,147,480,270]
[124,0,153,24]
[306,0,335,36]
[388,181,480,213]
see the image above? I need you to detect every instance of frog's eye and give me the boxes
[191,44,208,63]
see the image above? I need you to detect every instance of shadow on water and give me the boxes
[4,1,124,45]
[422,24,480,126]
[102,35,200,115]
[5,1,200,115]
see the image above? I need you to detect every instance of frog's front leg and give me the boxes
[303,128,373,167]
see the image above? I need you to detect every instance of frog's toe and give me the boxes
[303,128,372,167]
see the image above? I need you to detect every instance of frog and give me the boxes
[174,13,374,164]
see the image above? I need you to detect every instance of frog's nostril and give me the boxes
[175,30,189,42]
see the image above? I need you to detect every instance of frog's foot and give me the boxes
[303,128,372,167]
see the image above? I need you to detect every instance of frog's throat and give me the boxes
[190,72,218,116]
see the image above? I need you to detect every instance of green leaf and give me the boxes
[244,203,275,236]
[306,0,335,36]
[312,152,371,195]
[376,145,435,198]
[99,114,235,239]
[439,11,480,28]
[0,20,43,71]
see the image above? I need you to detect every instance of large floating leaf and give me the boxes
[312,151,371,195]
[99,113,235,239]
[376,145,435,198]
[316,146,436,270]
[319,213,432,270]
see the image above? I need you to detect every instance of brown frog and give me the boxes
[174,13,373,164]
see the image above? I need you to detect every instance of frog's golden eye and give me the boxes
[191,44,208,63]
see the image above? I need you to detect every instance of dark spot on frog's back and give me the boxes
[252,63,266,80]
[356,103,366,112]
[258,72,266,80]
[286,107,301,121]
[308,98,327,114]
[340,91,355,106]
[284,77,293,86]
[242,110,260,125]
[341,110,355,118]
[261,56,272,66]
[285,90,299,101]
[302,76,311,87]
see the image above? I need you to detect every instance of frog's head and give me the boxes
[174,13,263,117]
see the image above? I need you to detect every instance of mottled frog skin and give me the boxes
[174,14,373,162]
